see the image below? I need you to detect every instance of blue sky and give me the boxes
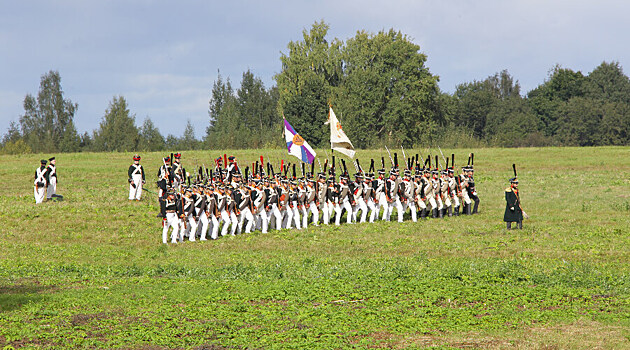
[1,0,628,138]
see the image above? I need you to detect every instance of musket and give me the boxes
[438,146,447,169]
[384,146,394,167]
[401,146,407,169]
[512,163,528,219]
[317,158,322,173]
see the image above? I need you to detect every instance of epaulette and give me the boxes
[505,187,512,192]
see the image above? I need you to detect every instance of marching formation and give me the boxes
[154,151,481,244]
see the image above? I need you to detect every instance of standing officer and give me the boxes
[504,177,523,229]
[128,154,145,201]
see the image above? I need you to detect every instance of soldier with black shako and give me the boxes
[505,164,526,229]
[34,159,49,204]
[46,157,59,200]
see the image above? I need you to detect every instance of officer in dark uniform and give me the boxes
[504,177,523,229]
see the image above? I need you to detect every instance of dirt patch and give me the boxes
[70,312,111,326]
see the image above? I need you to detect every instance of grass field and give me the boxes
[1,147,629,349]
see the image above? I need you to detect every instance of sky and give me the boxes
[1,0,628,139]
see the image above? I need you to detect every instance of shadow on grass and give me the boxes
[0,282,56,313]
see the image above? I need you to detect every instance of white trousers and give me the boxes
[162,212,180,244]
[208,213,219,239]
[385,197,404,222]
[352,197,368,223]
[366,197,378,223]
[304,202,319,228]
[47,177,57,199]
[257,209,269,233]
[451,190,461,207]
[285,202,301,229]
[220,210,231,237]
[322,202,330,225]
[402,200,417,222]
[335,199,353,225]
[427,197,437,210]
[34,186,46,204]
[377,193,388,220]
[267,204,282,230]
[238,207,255,233]
[198,211,209,240]
[128,174,142,200]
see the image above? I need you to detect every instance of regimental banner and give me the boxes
[284,118,317,164]
[325,107,355,159]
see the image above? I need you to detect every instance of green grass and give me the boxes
[1,147,629,349]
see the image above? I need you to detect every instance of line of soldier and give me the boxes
[154,152,481,244]
[33,157,61,204]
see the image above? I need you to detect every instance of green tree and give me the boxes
[179,120,199,150]
[19,70,79,152]
[275,21,343,148]
[527,65,585,136]
[93,96,139,151]
[205,71,234,143]
[138,117,165,151]
[336,29,441,147]
[583,61,630,104]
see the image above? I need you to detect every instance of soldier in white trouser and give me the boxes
[286,181,301,229]
[46,157,58,200]
[336,176,353,225]
[305,183,319,227]
[226,187,238,235]
[253,181,268,233]
[237,184,255,234]
[205,186,220,239]
[128,155,145,201]
[161,191,181,244]
[351,174,368,223]
[400,170,417,222]
[364,174,378,223]
[384,171,403,222]
[34,159,49,204]
[374,171,387,221]
[266,181,282,230]
[414,174,427,218]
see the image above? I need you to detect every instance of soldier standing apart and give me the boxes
[46,157,58,200]
[504,177,523,229]
[34,159,49,204]
[128,154,145,201]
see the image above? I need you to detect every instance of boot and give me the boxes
[462,203,468,215]
[453,206,459,216]
[472,199,479,214]
[447,206,452,217]
[420,209,427,218]
[439,209,444,218]
[432,209,438,218]
[506,222,512,230]
[518,220,523,229]
[466,204,472,215]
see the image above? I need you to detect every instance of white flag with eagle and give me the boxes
[325,107,355,159]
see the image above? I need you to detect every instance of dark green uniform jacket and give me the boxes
[504,187,523,222]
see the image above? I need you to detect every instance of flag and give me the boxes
[325,107,355,158]
[284,118,317,164]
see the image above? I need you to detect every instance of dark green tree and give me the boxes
[138,117,165,151]
[93,96,139,151]
[19,70,79,152]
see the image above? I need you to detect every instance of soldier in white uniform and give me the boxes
[161,190,181,244]
[46,157,58,200]
[128,154,145,201]
[401,169,417,222]
[351,173,368,223]
[34,159,49,204]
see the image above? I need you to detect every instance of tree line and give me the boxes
[3,21,630,154]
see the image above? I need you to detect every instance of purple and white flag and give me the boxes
[284,118,317,164]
